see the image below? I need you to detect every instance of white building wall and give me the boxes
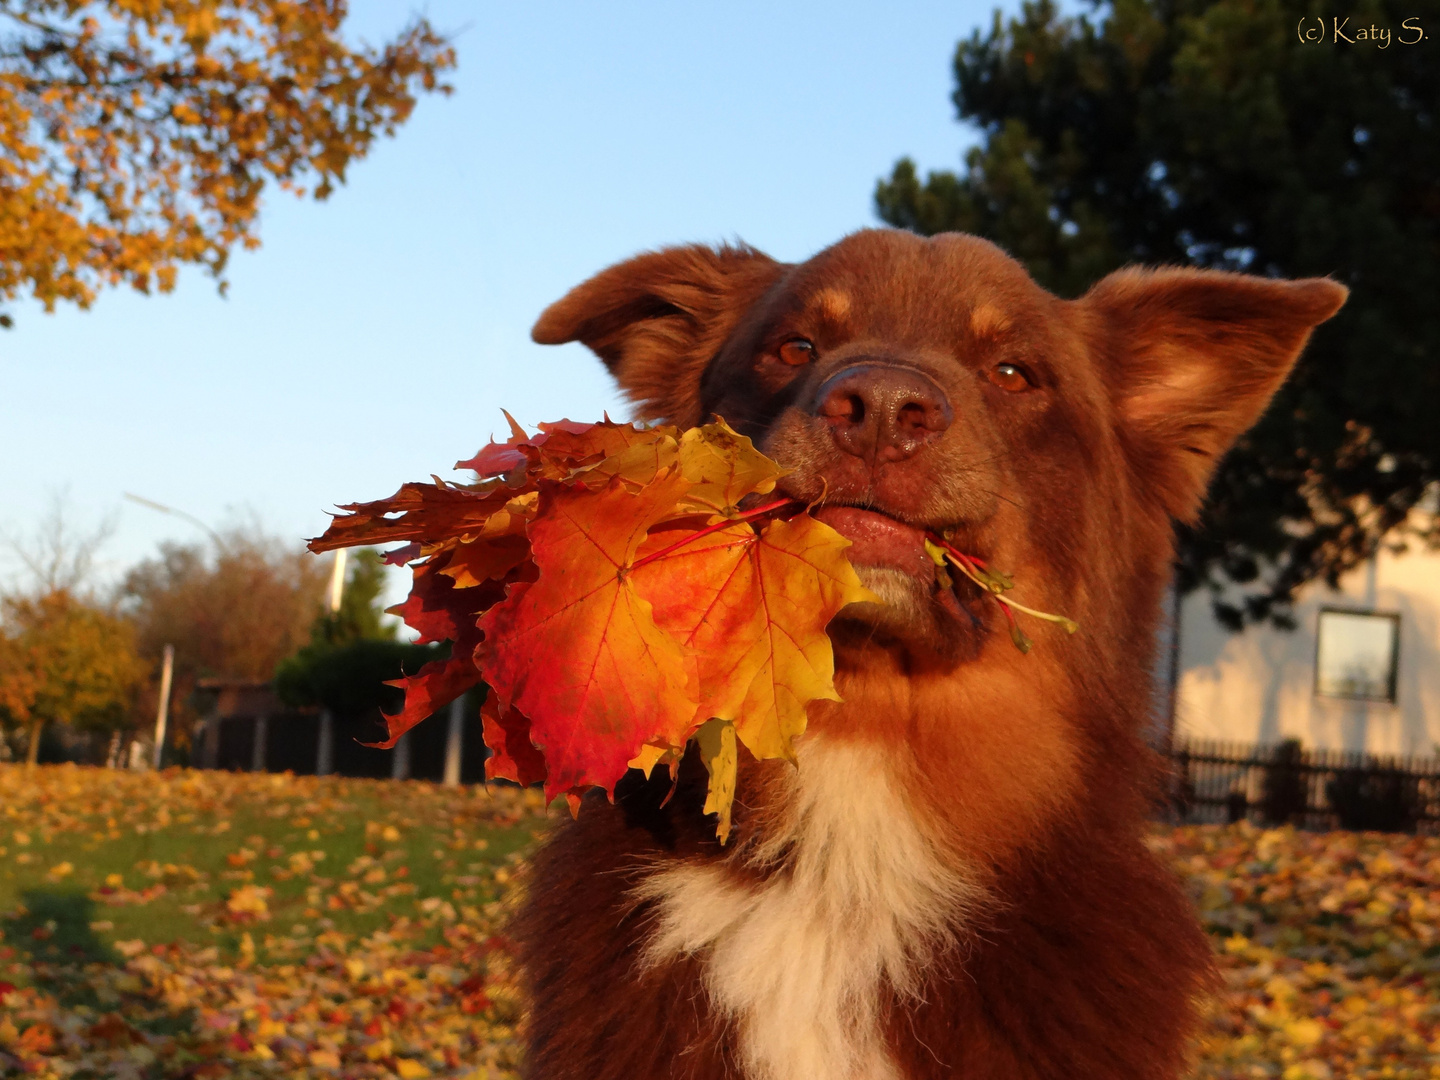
[1174,545,1440,756]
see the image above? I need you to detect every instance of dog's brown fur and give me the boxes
[518,229,1346,1079]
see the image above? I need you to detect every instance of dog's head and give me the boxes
[534,229,1345,676]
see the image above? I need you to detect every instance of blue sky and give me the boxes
[2,0,1007,602]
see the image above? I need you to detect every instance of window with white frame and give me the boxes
[1314,609,1400,703]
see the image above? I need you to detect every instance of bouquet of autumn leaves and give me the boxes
[310,418,874,842]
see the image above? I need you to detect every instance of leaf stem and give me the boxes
[630,497,798,572]
[992,595,1080,633]
[994,592,1032,654]
[926,531,1079,645]
[929,536,995,590]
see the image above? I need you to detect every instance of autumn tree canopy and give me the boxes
[875,0,1439,627]
[0,498,142,761]
[0,0,454,324]
[0,588,144,763]
[120,525,330,741]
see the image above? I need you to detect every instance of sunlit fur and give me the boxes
[633,738,983,1080]
[515,228,1347,1080]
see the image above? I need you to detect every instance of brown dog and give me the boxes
[514,229,1345,1080]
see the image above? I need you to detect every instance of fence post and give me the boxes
[203,715,220,770]
[391,732,411,781]
[317,710,335,777]
[1162,577,1182,755]
[444,696,465,787]
[251,715,268,773]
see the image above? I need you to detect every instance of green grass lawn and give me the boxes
[0,764,552,1078]
[1,767,546,963]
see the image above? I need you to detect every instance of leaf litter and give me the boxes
[5,766,1440,1076]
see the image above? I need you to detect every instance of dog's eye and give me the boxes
[777,339,816,366]
[988,363,1032,393]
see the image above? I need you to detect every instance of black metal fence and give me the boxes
[206,709,491,783]
[1165,739,1440,834]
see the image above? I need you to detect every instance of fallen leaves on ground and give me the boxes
[7,766,1440,1076]
[0,919,525,1079]
[1160,822,1440,1079]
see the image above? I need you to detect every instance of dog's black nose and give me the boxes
[814,363,953,462]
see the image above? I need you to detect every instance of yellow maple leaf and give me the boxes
[677,419,785,517]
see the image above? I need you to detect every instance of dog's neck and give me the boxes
[635,735,983,1080]
[815,642,1084,867]
[630,636,1086,1080]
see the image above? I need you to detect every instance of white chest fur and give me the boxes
[633,738,981,1080]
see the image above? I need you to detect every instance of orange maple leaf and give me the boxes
[674,420,785,516]
[457,416,671,485]
[372,652,483,751]
[437,535,531,588]
[312,417,889,837]
[633,514,872,763]
[368,553,509,748]
[478,471,699,800]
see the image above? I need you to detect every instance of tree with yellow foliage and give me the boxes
[0,588,145,764]
[0,1,454,323]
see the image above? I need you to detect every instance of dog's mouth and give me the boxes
[746,484,986,646]
[807,502,976,628]
[810,505,934,578]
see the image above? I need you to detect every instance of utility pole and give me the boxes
[443,694,466,787]
[152,644,174,769]
[327,548,347,615]
[316,550,345,777]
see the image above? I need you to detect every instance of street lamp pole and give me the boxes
[317,550,346,777]
[327,548,347,615]
[123,493,223,547]
[152,644,174,769]
[126,494,219,771]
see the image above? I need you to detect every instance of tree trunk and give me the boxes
[25,720,43,766]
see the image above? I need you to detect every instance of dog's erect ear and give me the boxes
[1084,267,1347,523]
[532,244,784,427]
